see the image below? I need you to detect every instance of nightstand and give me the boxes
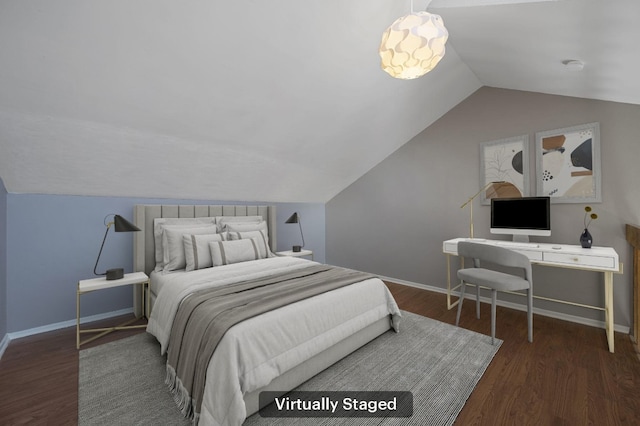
[276,249,314,261]
[76,271,149,349]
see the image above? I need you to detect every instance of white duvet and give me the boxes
[146,256,401,426]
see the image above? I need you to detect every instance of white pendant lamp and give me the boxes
[379,2,448,80]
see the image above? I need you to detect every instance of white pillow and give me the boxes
[183,233,225,271]
[153,218,216,271]
[162,226,218,271]
[215,215,263,232]
[224,220,268,233]
[226,229,273,258]
[209,238,266,267]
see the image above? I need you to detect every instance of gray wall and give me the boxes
[327,87,640,329]
[0,177,6,340]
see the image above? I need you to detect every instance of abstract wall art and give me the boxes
[535,122,601,203]
[479,135,529,205]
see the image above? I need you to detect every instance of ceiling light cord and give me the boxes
[410,0,435,13]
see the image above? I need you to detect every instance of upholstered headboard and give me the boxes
[133,204,277,276]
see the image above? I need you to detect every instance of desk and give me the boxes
[443,238,622,353]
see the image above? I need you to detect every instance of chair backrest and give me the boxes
[458,241,533,283]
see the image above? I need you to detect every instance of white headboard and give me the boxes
[133,204,277,276]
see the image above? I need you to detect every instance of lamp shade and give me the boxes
[379,11,448,80]
[113,214,141,232]
[285,212,299,224]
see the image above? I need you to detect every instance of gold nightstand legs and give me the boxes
[76,280,148,349]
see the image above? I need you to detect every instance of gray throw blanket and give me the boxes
[165,264,377,422]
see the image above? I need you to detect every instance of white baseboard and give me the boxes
[6,308,134,341]
[0,333,10,361]
[380,275,630,335]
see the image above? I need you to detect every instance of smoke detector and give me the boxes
[563,60,585,71]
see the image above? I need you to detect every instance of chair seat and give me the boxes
[455,241,533,344]
[458,268,529,292]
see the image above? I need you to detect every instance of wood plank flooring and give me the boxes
[0,282,639,425]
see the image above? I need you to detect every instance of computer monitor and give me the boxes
[490,197,551,242]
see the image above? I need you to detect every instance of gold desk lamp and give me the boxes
[460,181,505,239]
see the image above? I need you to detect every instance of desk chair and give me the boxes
[455,241,533,344]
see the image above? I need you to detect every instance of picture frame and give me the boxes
[535,122,601,203]
[479,135,529,205]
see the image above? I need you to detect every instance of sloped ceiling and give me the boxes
[430,0,640,105]
[0,0,638,203]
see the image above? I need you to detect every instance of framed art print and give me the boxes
[535,122,601,203]
[479,135,529,205]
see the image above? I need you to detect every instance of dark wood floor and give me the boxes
[1,282,639,425]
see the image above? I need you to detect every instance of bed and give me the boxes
[132,204,401,426]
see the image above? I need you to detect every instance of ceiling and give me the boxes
[0,0,638,203]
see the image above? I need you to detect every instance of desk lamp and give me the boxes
[93,214,141,280]
[460,181,504,239]
[285,212,305,252]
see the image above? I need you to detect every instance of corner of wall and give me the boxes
[0,175,8,351]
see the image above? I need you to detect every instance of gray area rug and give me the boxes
[79,311,501,425]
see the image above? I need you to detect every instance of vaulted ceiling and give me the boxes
[1,0,638,203]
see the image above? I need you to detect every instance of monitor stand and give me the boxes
[512,234,530,243]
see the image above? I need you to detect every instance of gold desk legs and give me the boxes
[446,254,462,310]
[604,271,615,353]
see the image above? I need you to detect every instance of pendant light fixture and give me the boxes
[379,1,448,79]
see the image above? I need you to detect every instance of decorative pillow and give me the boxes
[226,229,273,258]
[162,226,218,271]
[153,218,216,271]
[183,233,225,271]
[224,220,268,233]
[209,238,266,267]
[215,215,263,232]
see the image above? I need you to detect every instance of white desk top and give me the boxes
[443,238,621,273]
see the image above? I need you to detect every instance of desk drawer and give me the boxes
[443,241,458,253]
[543,252,615,269]
[514,249,543,261]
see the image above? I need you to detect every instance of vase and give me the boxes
[580,228,593,248]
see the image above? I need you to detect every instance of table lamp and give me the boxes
[93,214,141,280]
[285,212,305,252]
[460,181,505,239]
